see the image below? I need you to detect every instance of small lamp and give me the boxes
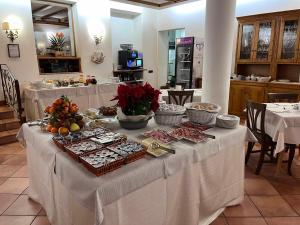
[2,22,19,42]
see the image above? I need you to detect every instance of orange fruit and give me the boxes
[58,127,69,136]
[44,106,51,113]
[51,127,58,134]
[49,107,55,114]
[47,124,52,132]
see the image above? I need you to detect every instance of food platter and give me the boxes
[143,129,177,144]
[169,127,208,143]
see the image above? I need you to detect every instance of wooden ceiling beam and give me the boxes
[33,19,69,27]
[32,5,53,14]
[125,0,159,7]
[41,8,68,19]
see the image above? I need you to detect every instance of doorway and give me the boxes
[157,29,185,88]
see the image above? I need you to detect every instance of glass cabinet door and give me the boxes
[238,23,255,61]
[254,21,274,61]
[278,17,300,62]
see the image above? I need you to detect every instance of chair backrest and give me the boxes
[246,101,267,139]
[168,90,194,106]
[267,93,299,103]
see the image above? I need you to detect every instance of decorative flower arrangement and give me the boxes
[112,83,161,116]
[48,32,65,51]
[44,95,83,135]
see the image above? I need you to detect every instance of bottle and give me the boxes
[79,74,84,84]
[86,75,91,85]
[91,76,97,84]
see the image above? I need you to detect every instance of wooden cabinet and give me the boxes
[229,80,300,117]
[237,20,275,63]
[229,81,266,116]
[277,15,300,63]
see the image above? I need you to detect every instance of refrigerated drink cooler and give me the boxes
[175,37,194,89]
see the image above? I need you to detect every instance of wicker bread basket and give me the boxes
[185,102,221,125]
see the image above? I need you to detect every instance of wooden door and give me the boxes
[277,16,300,63]
[237,22,256,62]
[253,20,276,62]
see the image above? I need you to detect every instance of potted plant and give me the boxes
[112,83,161,129]
[48,32,65,57]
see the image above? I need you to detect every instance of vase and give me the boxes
[117,108,153,130]
[55,51,64,57]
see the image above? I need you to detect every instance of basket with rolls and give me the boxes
[184,102,221,125]
[154,104,186,126]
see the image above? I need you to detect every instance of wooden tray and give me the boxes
[107,140,147,164]
[79,149,125,176]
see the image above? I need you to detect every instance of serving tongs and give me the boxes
[150,142,176,154]
[200,132,215,139]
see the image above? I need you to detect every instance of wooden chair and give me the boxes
[246,101,277,174]
[267,92,298,175]
[267,93,299,103]
[168,90,194,106]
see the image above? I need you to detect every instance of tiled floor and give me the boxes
[0,142,300,225]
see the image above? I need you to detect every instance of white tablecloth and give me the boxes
[24,83,119,121]
[265,103,300,155]
[18,120,254,225]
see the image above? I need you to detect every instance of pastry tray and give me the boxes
[64,140,104,161]
[79,149,125,176]
[107,140,147,164]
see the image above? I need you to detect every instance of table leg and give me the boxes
[275,152,284,176]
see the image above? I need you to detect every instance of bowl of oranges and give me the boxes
[44,95,84,136]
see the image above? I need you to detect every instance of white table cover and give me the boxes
[24,83,119,121]
[265,103,300,155]
[18,120,254,225]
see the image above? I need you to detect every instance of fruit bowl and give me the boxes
[44,95,84,135]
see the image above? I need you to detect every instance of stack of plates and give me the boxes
[216,115,240,129]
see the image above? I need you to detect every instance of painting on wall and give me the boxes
[7,44,20,58]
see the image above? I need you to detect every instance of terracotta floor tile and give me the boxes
[0,178,7,185]
[12,165,28,177]
[0,165,22,177]
[226,217,267,225]
[0,143,25,155]
[0,178,29,194]
[0,154,14,164]
[250,195,297,217]
[38,208,47,216]
[2,154,26,165]
[22,187,29,195]
[210,217,227,225]
[282,195,300,214]
[245,178,279,195]
[269,176,300,195]
[224,196,261,217]
[31,216,51,225]
[264,217,300,225]
[0,216,34,225]
[245,167,262,179]
[3,195,41,216]
[0,194,18,214]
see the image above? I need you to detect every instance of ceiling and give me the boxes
[31,2,69,27]
[122,0,190,7]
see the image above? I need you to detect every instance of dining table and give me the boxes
[17,119,254,225]
[265,103,300,174]
[24,83,119,121]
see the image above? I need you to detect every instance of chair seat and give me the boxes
[253,132,276,147]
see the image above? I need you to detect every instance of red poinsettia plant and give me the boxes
[112,83,161,116]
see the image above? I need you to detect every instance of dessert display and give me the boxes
[143,129,175,144]
[90,132,126,145]
[155,104,186,114]
[179,121,211,132]
[107,140,147,163]
[52,132,85,149]
[80,149,125,176]
[188,103,219,112]
[169,127,207,143]
[65,140,103,160]
[82,127,108,138]
[44,96,83,135]
[99,106,117,117]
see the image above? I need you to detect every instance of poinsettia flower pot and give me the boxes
[117,108,153,130]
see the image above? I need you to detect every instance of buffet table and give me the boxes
[24,83,119,121]
[18,120,254,225]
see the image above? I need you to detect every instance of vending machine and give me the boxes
[175,37,194,89]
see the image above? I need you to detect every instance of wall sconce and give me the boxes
[2,22,19,42]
